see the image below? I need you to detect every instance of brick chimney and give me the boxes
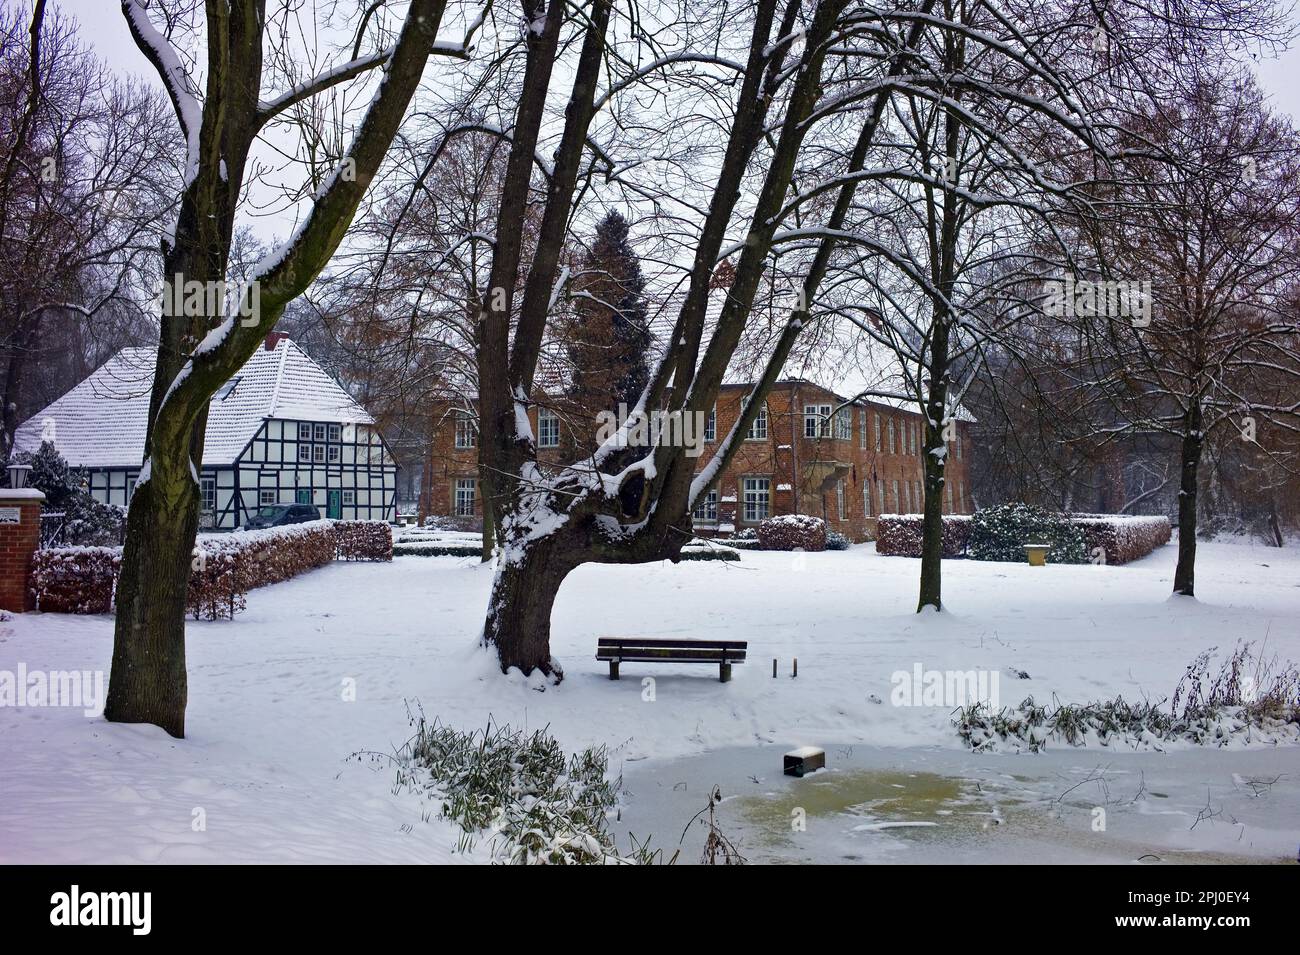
[264,331,289,351]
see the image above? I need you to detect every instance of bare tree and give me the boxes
[105,0,471,737]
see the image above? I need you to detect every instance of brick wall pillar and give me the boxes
[0,490,45,612]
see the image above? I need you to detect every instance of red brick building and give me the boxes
[420,380,973,541]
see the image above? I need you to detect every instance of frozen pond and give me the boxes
[614,744,1300,864]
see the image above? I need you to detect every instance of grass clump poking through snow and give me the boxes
[955,643,1299,753]
[392,713,663,864]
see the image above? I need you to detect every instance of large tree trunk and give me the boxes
[1172,407,1203,596]
[103,423,200,737]
[482,537,574,678]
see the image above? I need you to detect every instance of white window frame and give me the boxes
[746,404,768,441]
[328,423,341,441]
[888,418,896,454]
[328,445,341,463]
[259,489,276,506]
[804,404,831,438]
[454,411,476,449]
[298,444,311,462]
[693,489,719,523]
[836,479,846,521]
[703,405,717,442]
[298,422,311,441]
[835,406,851,440]
[313,423,327,442]
[860,409,867,448]
[200,476,216,511]
[892,479,900,513]
[313,445,326,463]
[454,478,477,517]
[343,489,355,505]
[537,408,560,448]
[874,413,882,452]
[742,477,771,523]
[863,480,873,516]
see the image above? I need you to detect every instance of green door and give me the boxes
[327,489,341,519]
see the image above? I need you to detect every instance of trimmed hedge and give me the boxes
[35,520,347,617]
[757,514,826,551]
[875,514,973,557]
[1071,514,1171,564]
[968,503,1089,564]
[31,547,120,614]
[394,542,481,557]
[334,520,393,561]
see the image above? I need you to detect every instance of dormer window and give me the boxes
[213,377,241,401]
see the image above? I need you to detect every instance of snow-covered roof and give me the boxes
[14,336,376,469]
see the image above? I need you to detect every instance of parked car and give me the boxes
[245,502,321,529]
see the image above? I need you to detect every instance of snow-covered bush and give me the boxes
[422,514,482,532]
[61,493,126,547]
[875,514,972,557]
[678,540,741,561]
[757,514,826,551]
[32,547,120,614]
[956,643,1298,752]
[1070,513,1171,564]
[393,715,661,864]
[967,503,1088,564]
[333,520,393,561]
[825,529,850,551]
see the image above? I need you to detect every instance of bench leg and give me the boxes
[608,660,620,680]
[720,662,732,683]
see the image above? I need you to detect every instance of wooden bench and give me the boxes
[596,638,748,683]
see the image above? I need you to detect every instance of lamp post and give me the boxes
[6,462,31,489]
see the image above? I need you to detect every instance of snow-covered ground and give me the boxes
[2,537,1297,863]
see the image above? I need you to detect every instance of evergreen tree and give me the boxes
[21,440,75,507]
[567,212,653,420]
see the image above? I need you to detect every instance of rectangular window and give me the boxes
[742,477,771,523]
[956,429,963,460]
[454,411,476,449]
[454,478,477,517]
[200,477,216,511]
[860,409,867,448]
[298,423,311,441]
[704,406,716,442]
[746,404,768,440]
[907,421,916,455]
[888,419,896,454]
[537,408,560,448]
[863,480,873,516]
[877,480,886,515]
[958,482,966,512]
[835,407,851,440]
[313,423,327,442]
[915,481,923,512]
[804,404,831,438]
[836,480,846,521]
[343,489,355,505]
[298,444,311,462]
[328,424,341,442]
[874,413,882,452]
[945,482,954,513]
[891,479,900,513]
[328,445,341,463]
[260,489,276,506]
[693,489,719,523]
[903,480,912,513]
[313,445,326,463]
